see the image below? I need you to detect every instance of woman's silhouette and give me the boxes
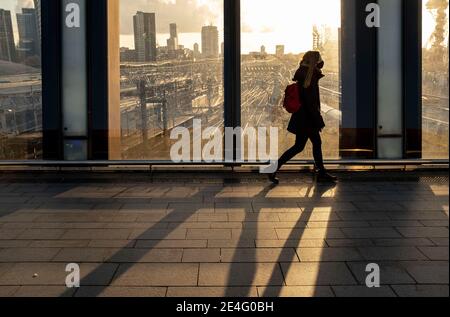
[269,51,337,184]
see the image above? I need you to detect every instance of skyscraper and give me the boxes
[133,11,157,62]
[17,8,39,58]
[167,23,178,52]
[201,25,219,59]
[170,23,178,39]
[0,9,16,62]
[193,43,201,59]
[276,45,285,57]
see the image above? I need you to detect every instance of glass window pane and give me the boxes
[119,0,224,160]
[241,0,341,160]
[422,0,449,159]
[0,0,41,160]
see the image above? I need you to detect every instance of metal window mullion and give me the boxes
[224,0,241,162]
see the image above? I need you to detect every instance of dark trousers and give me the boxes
[277,130,325,172]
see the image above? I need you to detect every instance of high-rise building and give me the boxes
[133,11,157,62]
[33,0,41,56]
[201,25,219,59]
[169,23,178,39]
[261,45,266,55]
[167,23,178,52]
[193,43,201,59]
[0,9,16,62]
[17,8,39,58]
[276,45,285,57]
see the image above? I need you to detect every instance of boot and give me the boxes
[317,170,337,183]
[268,173,280,185]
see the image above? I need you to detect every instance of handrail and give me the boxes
[0,159,448,167]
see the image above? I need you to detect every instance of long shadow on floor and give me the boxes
[223,183,279,297]
[223,178,336,297]
[57,183,224,297]
[260,182,336,297]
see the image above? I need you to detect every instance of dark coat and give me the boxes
[287,66,326,135]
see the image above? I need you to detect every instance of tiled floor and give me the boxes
[0,171,448,297]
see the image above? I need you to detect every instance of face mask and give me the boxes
[317,61,325,69]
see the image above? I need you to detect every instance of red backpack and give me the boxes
[283,83,302,114]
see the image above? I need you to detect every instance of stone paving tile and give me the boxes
[397,227,449,238]
[0,229,25,240]
[0,286,19,296]
[353,202,405,212]
[62,229,133,240]
[258,286,334,297]
[88,240,136,248]
[297,248,363,262]
[278,212,341,222]
[332,286,396,297]
[17,229,67,240]
[392,285,449,297]
[0,263,118,286]
[307,221,370,228]
[167,287,258,297]
[325,239,374,247]
[187,229,231,240]
[402,261,449,284]
[418,247,449,261]
[430,238,449,246]
[372,238,434,247]
[389,212,449,220]
[208,240,255,248]
[232,229,278,240]
[75,286,167,297]
[30,240,91,248]
[341,228,402,239]
[228,213,279,222]
[276,228,345,240]
[182,249,221,263]
[369,221,424,228]
[281,263,357,286]
[337,212,390,221]
[13,286,76,297]
[357,247,427,261]
[256,239,326,248]
[136,240,207,249]
[0,248,60,262]
[220,248,298,263]
[420,220,449,227]
[0,240,31,248]
[198,263,284,286]
[112,264,198,287]
[129,229,187,240]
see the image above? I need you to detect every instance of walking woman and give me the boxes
[269,51,337,184]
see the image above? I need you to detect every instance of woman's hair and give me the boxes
[300,51,323,88]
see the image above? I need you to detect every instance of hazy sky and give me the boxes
[1,0,448,51]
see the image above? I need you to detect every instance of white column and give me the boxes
[61,0,87,160]
[377,0,403,159]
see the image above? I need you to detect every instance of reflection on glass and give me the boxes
[422,0,449,159]
[119,0,224,160]
[0,0,41,160]
[241,0,341,160]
